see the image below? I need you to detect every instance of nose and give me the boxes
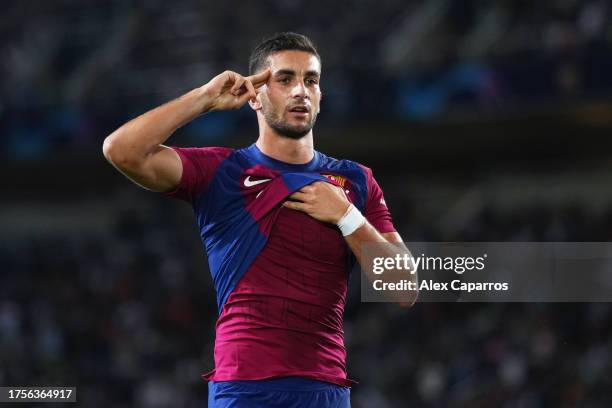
[291,80,308,99]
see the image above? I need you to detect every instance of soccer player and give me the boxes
[103,32,416,408]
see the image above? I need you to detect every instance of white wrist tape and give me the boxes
[337,204,366,236]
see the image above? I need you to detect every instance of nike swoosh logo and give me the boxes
[244,176,272,187]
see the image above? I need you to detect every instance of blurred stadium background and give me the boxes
[2,0,612,406]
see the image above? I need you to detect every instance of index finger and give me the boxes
[247,68,271,87]
[287,191,309,202]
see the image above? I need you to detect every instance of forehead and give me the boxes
[266,50,321,75]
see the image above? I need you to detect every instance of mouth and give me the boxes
[287,105,310,118]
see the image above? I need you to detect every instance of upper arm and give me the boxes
[103,137,183,193]
[361,165,396,234]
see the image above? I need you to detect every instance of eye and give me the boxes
[279,77,291,84]
[306,79,319,85]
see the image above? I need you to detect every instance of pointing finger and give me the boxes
[248,68,271,87]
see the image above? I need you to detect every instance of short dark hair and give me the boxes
[249,32,321,75]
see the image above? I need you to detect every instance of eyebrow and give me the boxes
[274,69,320,78]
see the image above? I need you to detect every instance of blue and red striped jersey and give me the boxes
[165,143,395,387]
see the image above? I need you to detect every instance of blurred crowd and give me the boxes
[1,180,611,407]
[2,0,612,159]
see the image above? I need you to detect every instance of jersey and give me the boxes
[164,143,396,388]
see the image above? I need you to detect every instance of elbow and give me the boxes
[102,135,116,163]
[399,293,418,309]
[407,288,419,308]
[102,131,133,169]
[399,276,419,308]
[102,133,120,164]
[408,275,419,306]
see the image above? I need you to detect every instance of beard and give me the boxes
[262,102,319,140]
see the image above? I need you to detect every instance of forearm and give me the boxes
[103,86,212,164]
[345,223,412,270]
[344,221,388,261]
[344,222,418,306]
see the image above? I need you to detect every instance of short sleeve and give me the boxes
[362,166,396,234]
[164,146,233,202]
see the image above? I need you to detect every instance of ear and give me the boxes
[248,92,263,111]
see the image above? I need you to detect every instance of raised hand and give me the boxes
[202,69,270,112]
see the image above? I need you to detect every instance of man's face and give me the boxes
[256,50,322,139]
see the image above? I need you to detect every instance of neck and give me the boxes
[255,121,314,165]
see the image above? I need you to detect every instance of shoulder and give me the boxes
[316,151,365,172]
[316,150,375,181]
[164,146,237,202]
